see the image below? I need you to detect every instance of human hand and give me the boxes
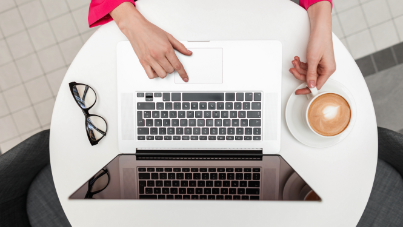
[110,2,192,81]
[289,1,336,95]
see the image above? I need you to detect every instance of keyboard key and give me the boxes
[253,173,260,180]
[246,188,260,194]
[221,111,229,118]
[193,128,201,135]
[206,119,213,126]
[202,173,209,179]
[187,188,194,194]
[176,128,183,135]
[173,168,181,172]
[202,128,209,135]
[191,168,198,172]
[200,195,207,200]
[209,168,216,172]
[156,136,163,140]
[219,128,226,135]
[198,181,206,187]
[230,111,237,118]
[204,111,211,118]
[169,111,177,118]
[167,128,175,135]
[236,93,244,101]
[227,173,234,180]
[146,119,153,126]
[253,128,261,135]
[182,136,189,140]
[235,168,242,172]
[165,168,172,172]
[138,136,145,140]
[197,119,205,126]
[164,136,172,140]
[233,195,241,200]
[138,168,146,172]
[192,195,199,200]
[182,102,190,110]
[226,93,235,101]
[209,136,216,140]
[243,102,250,110]
[249,119,261,126]
[161,111,168,118]
[242,196,249,200]
[223,119,231,126]
[168,173,175,179]
[247,111,261,118]
[228,128,235,135]
[252,102,261,110]
[154,188,161,194]
[221,188,228,194]
[245,128,252,135]
[191,136,198,140]
[244,173,251,180]
[195,111,203,118]
[254,93,261,101]
[238,188,245,194]
[154,120,162,127]
[183,93,224,101]
[204,188,211,194]
[172,93,181,101]
[250,196,259,200]
[241,119,248,126]
[244,136,252,140]
[163,93,170,101]
[212,188,220,194]
[210,173,218,179]
[216,195,224,200]
[234,102,242,110]
[206,181,214,187]
[180,119,187,126]
[167,195,174,199]
[219,173,226,179]
[173,181,180,187]
[215,181,222,187]
[208,102,215,110]
[163,119,170,126]
[253,168,260,172]
[181,181,188,187]
[225,102,233,110]
[189,181,197,187]
[154,93,161,97]
[173,136,181,140]
[217,102,224,109]
[138,128,149,135]
[210,128,218,135]
[137,102,155,110]
[139,195,157,199]
[164,181,172,187]
[239,111,246,118]
[226,136,234,140]
[158,195,165,199]
[147,168,155,172]
[159,128,166,135]
[185,173,192,179]
[171,188,178,194]
[208,195,215,200]
[162,188,170,194]
[213,111,220,118]
[147,181,154,187]
[232,181,239,187]
[139,173,150,179]
[200,136,207,140]
[244,168,251,172]
[172,119,179,126]
[177,173,184,179]
[191,102,198,109]
[165,102,172,110]
[215,119,222,126]
[174,102,181,110]
[137,93,144,97]
[189,119,196,126]
[178,111,185,118]
[151,173,158,179]
[233,120,240,127]
[236,173,243,180]
[185,128,192,135]
[146,136,154,140]
[248,181,260,187]
[156,103,164,110]
[193,173,201,179]
[200,168,207,172]
[175,195,182,199]
[200,102,207,109]
[196,188,203,194]
[160,173,167,179]
[139,181,146,194]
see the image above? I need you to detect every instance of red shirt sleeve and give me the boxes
[299,0,333,11]
[88,0,136,28]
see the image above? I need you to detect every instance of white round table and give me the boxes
[50,0,378,226]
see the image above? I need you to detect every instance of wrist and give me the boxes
[307,1,332,33]
[110,2,146,36]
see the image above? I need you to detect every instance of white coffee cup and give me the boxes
[305,86,352,138]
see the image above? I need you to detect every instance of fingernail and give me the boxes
[308,80,315,88]
[292,61,295,67]
[183,78,188,82]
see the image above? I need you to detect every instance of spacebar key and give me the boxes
[139,195,158,199]
[182,93,224,101]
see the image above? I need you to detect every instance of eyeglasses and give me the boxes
[85,168,110,199]
[69,82,108,146]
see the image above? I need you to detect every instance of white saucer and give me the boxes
[285,79,357,148]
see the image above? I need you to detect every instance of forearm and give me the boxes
[307,1,332,36]
[110,2,145,37]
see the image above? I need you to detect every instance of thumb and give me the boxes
[167,33,192,56]
[306,60,319,88]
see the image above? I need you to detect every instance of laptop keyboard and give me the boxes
[137,167,261,200]
[136,92,262,141]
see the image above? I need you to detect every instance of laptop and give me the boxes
[71,40,290,201]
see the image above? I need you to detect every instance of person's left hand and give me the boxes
[289,1,336,95]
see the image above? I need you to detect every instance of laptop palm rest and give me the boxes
[174,48,223,84]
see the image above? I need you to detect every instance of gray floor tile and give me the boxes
[0,62,22,90]
[370,21,400,51]
[24,76,53,104]
[65,0,90,11]
[33,98,55,126]
[50,13,79,42]
[28,22,57,51]
[0,8,25,37]
[346,29,376,59]
[393,43,403,64]
[356,55,376,77]
[6,31,34,59]
[15,53,43,82]
[46,67,67,96]
[18,0,47,28]
[0,115,19,143]
[334,0,360,12]
[40,0,69,19]
[373,48,397,72]
[338,6,367,36]
[362,0,392,26]
[3,84,30,112]
[72,6,93,34]
[15,0,36,5]
[395,16,403,43]
[0,93,10,117]
[0,0,16,12]
[388,0,403,18]
[37,45,65,73]
[59,36,83,64]
[0,39,13,65]
[12,107,40,134]
[365,64,403,132]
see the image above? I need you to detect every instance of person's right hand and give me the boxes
[110,2,192,81]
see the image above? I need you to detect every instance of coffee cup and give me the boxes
[305,86,352,137]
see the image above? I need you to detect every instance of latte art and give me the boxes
[308,93,351,136]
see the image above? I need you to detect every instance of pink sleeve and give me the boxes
[88,0,136,28]
[299,0,333,11]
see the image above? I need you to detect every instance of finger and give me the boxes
[142,63,158,79]
[306,59,319,88]
[148,59,167,78]
[295,88,311,95]
[166,51,189,82]
[292,60,307,75]
[156,57,175,76]
[295,56,308,70]
[289,68,306,81]
[167,33,192,56]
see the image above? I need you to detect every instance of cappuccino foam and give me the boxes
[308,93,351,136]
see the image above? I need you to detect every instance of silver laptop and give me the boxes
[71,40,288,201]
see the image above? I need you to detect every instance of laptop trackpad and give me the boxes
[174,48,223,84]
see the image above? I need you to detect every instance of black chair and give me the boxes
[0,128,402,227]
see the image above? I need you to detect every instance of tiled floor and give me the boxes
[0,0,95,153]
[0,0,403,154]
